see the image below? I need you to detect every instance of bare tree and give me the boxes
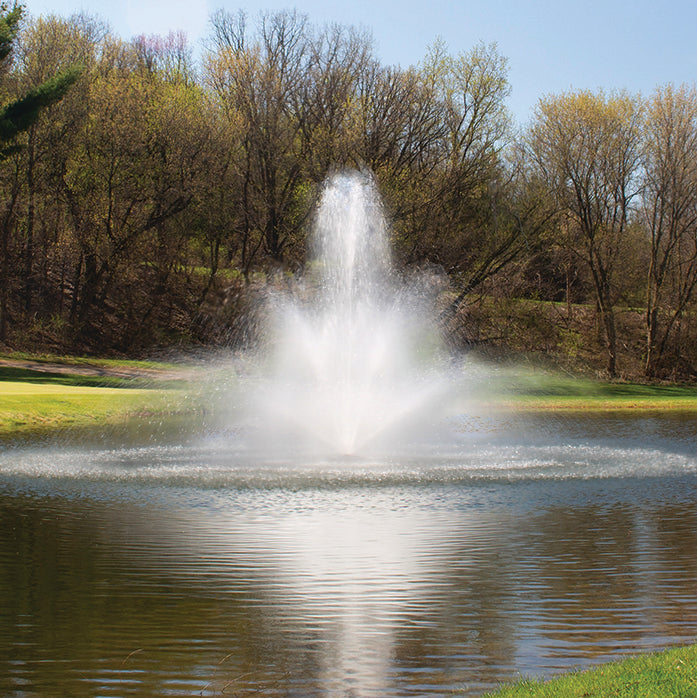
[206,10,313,268]
[641,84,697,377]
[527,90,643,376]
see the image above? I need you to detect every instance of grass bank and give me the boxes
[2,355,697,441]
[482,644,697,696]
[0,381,187,437]
[0,357,194,440]
[488,368,697,412]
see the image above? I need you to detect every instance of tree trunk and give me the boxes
[22,130,36,313]
[76,251,99,326]
[601,305,618,377]
[645,305,659,377]
[594,287,618,377]
[0,222,9,342]
[265,208,281,260]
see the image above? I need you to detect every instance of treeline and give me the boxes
[1,7,696,380]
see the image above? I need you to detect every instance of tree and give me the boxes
[297,22,373,179]
[641,84,697,377]
[207,10,313,268]
[58,35,214,346]
[388,40,529,326]
[350,58,446,233]
[0,3,82,341]
[406,41,512,264]
[0,4,82,155]
[527,90,643,376]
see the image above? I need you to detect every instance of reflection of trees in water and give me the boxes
[389,507,528,693]
[491,500,697,660]
[389,493,697,689]
[648,505,697,630]
[3,481,697,695]
[519,504,641,657]
[0,496,279,695]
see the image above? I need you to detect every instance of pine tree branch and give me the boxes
[0,65,83,147]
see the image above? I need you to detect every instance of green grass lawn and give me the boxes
[0,380,188,437]
[0,365,153,389]
[2,355,697,439]
[0,351,182,371]
[487,369,697,411]
[482,644,697,696]
[0,357,194,438]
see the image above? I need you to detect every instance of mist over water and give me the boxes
[246,170,456,456]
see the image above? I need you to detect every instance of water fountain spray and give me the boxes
[251,170,450,455]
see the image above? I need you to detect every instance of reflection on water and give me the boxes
[1,413,697,696]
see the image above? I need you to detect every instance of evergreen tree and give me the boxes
[0,1,21,63]
[0,3,82,341]
[0,3,82,158]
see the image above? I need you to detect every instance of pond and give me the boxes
[1,411,697,696]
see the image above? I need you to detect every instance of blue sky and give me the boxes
[22,0,697,125]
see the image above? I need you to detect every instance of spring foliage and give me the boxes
[0,7,697,379]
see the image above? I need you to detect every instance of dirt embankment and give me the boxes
[0,357,192,382]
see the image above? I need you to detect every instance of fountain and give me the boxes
[246,169,454,456]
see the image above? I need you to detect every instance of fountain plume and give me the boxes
[250,170,450,456]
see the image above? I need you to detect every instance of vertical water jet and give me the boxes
[251,170,450,456]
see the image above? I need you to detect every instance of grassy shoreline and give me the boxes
[0,380,190,438]
[0,356,197,440]
[482,644,697,696]
[496,396,697,411]
[488,368,697,412]
[2,355,697,439]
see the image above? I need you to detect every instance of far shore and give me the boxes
[0,355,198,440]
[2,353,697,441]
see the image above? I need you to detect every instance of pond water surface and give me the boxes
[1,412,697,696]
